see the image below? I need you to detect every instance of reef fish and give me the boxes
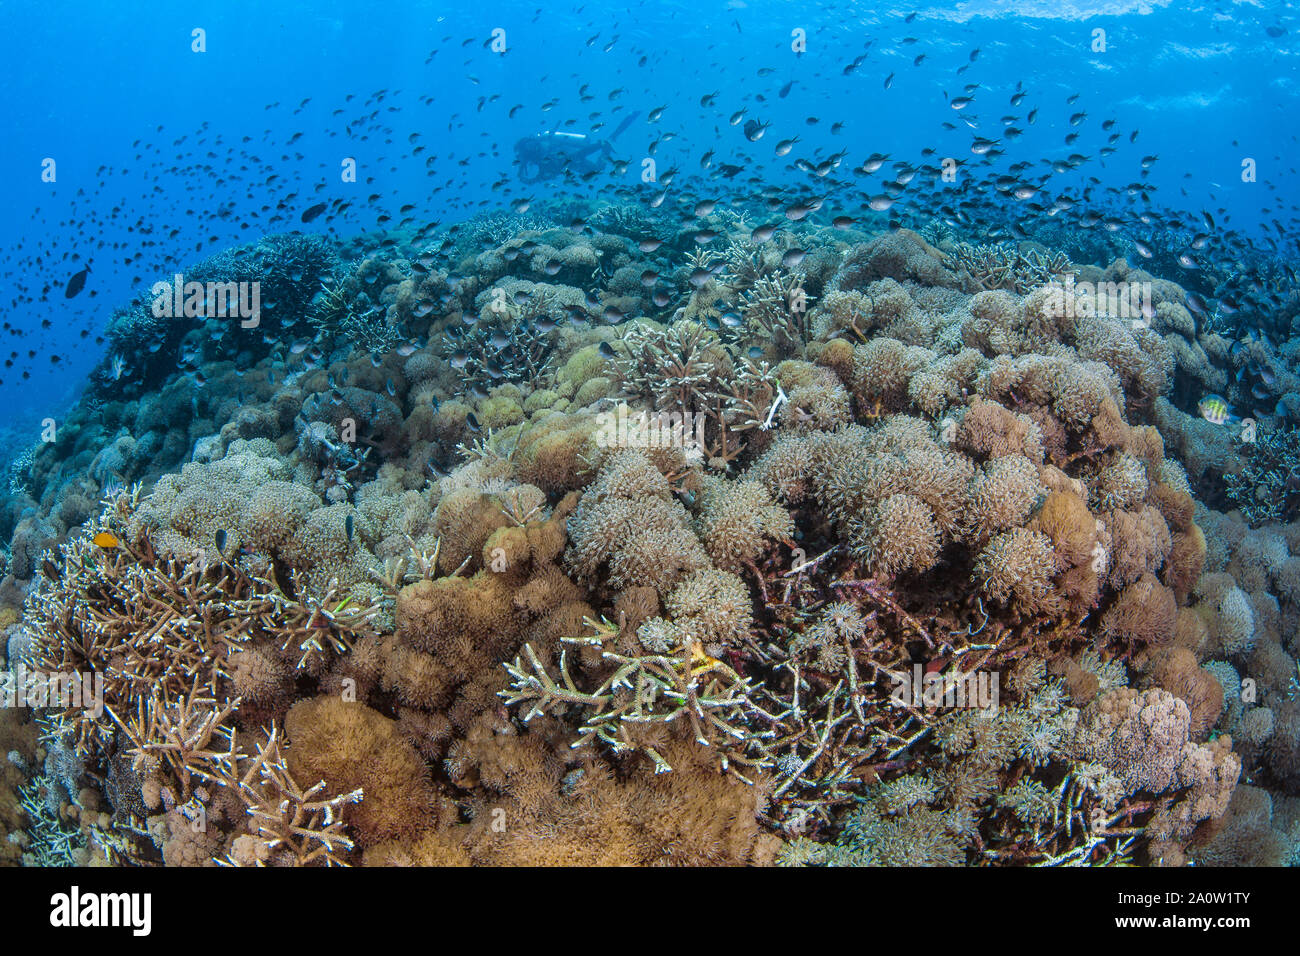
[92,531,120,549]
[1197,395,1237,425]
[64,264,91,298]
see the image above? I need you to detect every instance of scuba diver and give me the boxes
[513,111,640,184]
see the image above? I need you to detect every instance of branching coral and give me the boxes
[945,242,1074,294]
[23,489,378,863]
[500,619,772,781]
[1223,426,1300,526]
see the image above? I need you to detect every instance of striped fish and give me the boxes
[1197,394,1236,425]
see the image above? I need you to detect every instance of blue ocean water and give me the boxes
[1,0,1293,446]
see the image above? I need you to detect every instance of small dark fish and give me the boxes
[301,202,328,223]
[781,248,807,268]
[345,513,355,543]
[465,412,480,433]
[638,238,663,252]
[214,528,228,553]
[598,341,616,359]
[752,223,778,242]
[65,264,91,298]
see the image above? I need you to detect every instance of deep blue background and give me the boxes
[0,0,1295,451]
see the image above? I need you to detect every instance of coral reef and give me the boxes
[3,202,1296,870]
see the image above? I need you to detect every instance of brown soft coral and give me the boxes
[284,696,438,848]
[1098,572,1178,651]
[955,397,1045,465]
[1139,646,1224,739]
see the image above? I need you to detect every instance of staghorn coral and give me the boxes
[944,242,1073,295]
[1224,426,1300,526]
[28,489,374,763]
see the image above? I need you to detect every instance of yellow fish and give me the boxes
[1197,394,1236,426]
[92,531,120,549]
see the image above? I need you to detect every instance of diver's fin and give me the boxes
[610,110,641,143]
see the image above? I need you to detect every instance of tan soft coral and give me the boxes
[848,492,943,578]
[663,567,754,652]
[1071,687,1239,840]
[850,338,935,410]
[972,528,1058,615]
[962,454,1046,545]
[1098,572,1178,651]
[954,397,1045,465]
[695,476,793,571]
[565,450,708,596]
